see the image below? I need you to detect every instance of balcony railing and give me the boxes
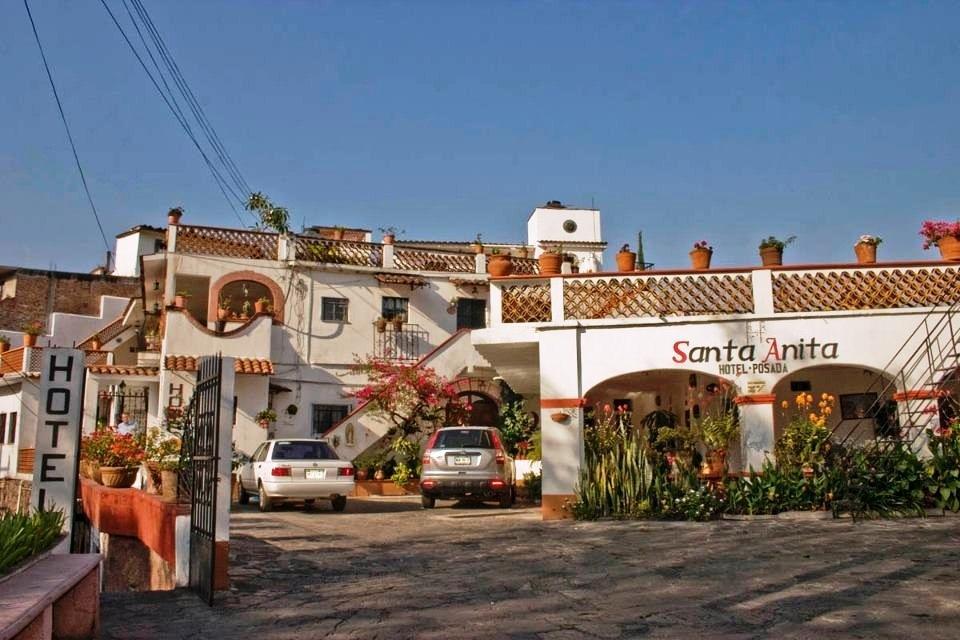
[373,323,429,361]
[492,263,960,325]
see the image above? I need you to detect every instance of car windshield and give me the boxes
[434,430,493,450]
[271,441,337,460]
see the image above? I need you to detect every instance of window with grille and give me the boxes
[321,297,349,322]
[456,299,486,330]
[311,404,350,436]
[381,297,409,321]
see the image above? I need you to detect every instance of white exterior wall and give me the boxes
[113,231,163,277]
[527,206,605,271]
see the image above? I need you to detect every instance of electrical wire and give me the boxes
[23,0,112,254]
[98,0,251,226]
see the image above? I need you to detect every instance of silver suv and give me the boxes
[419,426,515,509]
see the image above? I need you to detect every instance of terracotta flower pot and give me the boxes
[100,466,137,488]
[254,300,267,314]
[89,338,102,351]
[259,419,270,429]
[382,234,395,245]
[471,243,484,255]
[616,251,636,272]
[550,412,570,423]
[938,236,960,261]
[392,318,404,332]
[161,470,179,501]
[487,254,514,277]
[759,246,783,267]
[143,462,161,495]
[174,295,188,309]
[356,468,369,482]
[375,319,387,333]
[374,469,385,481]
[854,242,877,264]
[706,449,727,475]
[689,248,713,270]
[167,209,183,225]
[23,334,38,348]
[538,253,563,276]
[332,228,345,240]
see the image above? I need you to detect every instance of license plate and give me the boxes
[454,456,471,466]
[305,469,326,480]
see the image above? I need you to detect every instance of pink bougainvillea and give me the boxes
[919,220,960,250]
[351,356,458,436]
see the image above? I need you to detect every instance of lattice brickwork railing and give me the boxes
[564,274,754,320]
[0,348,24,375]
[773,267,960,313]
[501,282,552,323]
[511,257,541,275]
[28,347,43,372]
[294,236,383,267]
[177,225,279,260]
[393,248,476,273]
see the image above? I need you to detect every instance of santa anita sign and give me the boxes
[672,337,840,376]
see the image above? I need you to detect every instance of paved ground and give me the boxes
[101,498,960,639]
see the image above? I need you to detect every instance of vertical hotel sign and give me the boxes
[31,348,85,533]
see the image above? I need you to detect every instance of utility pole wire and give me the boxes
[23,0,112,255]
[99,0,250,226]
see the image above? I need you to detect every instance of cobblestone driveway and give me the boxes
[101,498,960,639]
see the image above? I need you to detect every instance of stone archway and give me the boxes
[207,270,285,324]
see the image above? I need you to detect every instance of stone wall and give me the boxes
[0,478,32,513]
[0,269,140,332]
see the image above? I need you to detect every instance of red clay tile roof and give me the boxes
[374,273,428,288]
[87,365,159,377]
[165,355,274,375]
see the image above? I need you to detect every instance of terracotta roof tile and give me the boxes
[374,273,428,288]
[87,365,158,377]
[164,355,274,375]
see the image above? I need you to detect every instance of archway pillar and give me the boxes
[734,394,777,472]
[893,389,940,454]
[538,329,584,520]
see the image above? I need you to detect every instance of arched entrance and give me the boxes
[207,271,286,323]
[771,365,897,445]
[447,391,499,426]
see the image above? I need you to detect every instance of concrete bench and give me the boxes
[0,554,100,640]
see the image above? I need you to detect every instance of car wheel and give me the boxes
[238,480,250,505]
[331,495,347,512]
[304,499,316,510]
[258,483,273,512]
[421,496,436,509]
[498,488,513,509]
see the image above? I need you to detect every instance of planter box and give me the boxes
[352,480,419,497]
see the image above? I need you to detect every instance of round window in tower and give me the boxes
[562,219,577,233]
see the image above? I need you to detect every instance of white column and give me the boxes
[475,252,486,274]
[738,400,775,472]
[382,243,395,269]
[752,269,774,315]
[550,278,564,323]
[489,283,503,325]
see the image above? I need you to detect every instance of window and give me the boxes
[312,404,350,436]
[253,443,269,462]
[0,414,5,444]
[271,441,338,461]
[433,429,494,450]
[321,297,349,322]
[381,297,408,321]
[456,299,486,330]
[7,413,16,444]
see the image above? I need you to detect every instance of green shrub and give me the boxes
[831,443,926,518]
[926,428,960,512]
[0,509,65,576]
[522,471,542,502]
[573,426,656,520]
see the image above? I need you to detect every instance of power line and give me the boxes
[98,0,251,226]
[23,0,111,254]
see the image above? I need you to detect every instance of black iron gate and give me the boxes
[95,384,149,430]
[185,355,222,606]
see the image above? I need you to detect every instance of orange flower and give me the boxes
[781,400,789,410]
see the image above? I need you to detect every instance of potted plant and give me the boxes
[217,294,232,321]
[758,235,796,266]
[392,313,406,332]
[538,244,564,275]
[375,317,387,333]
[254,296,271,314]
[80,429,112,484]
[352,453,373,482]
[920,220,960,261]
[144,330,161,351]
[256,408,277,429]
[96,429,145,488]
[240,300,252,320]
[167,206,184,226]
[21,321,43,347]
[854,234,882,264]
[0,335,9,354]
[700,411,739,475]
[689,240,713,270]
[174,291,190,309]
[616,244,636,272]
[487,248,514,277]
[379,226,402,245]
[514,246,530,259]
[145,428,182,499]
[470,233,484,255]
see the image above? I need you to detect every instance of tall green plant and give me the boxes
[926,427,960,512]
[246,191,290,234]
[0,509,65,575]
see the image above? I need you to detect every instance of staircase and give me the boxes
[323,330,491,460]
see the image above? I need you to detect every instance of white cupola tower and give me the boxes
[527,200,606,273]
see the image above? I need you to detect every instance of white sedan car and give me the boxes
[237,439,355,512]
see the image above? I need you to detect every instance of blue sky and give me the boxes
[4,1,960,272]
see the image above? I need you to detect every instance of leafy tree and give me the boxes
[246,191,290,234]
